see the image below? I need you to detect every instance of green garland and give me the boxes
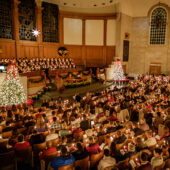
[58,70,91,79]
[58,72,70,79]
[82,70,91,76]
[29,75,45,83]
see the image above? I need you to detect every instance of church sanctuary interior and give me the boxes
[0,0,170,170]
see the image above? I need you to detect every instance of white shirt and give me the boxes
[98,156,116,170]
[46,133,58,142]
[145,137,157,147]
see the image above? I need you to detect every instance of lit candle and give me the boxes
[110,137,113,141]
[91,121,94,125]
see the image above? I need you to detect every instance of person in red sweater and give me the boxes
[86,136,101,155]
[13,134,30,150]
[39,141,57,160]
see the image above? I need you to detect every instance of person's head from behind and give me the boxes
[46,141,52,148]
[61,146,68,157]
[105,135,111,144]
[6,121,11,126]
[157,112,161,117]
[76,143,83,152]
[83,114,87,120]
[88,136,95,145]
[110,141,116,153]
[154,148,162,157]
[18,134,24,142]
[62,136,67,143]
[50,128,55,134]
[117,130,122,136]
[52,111,56,116]
[140,152,149,162]
[53,117,57,123]
[104,149,110,157]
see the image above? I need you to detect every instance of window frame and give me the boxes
[149,6,168,46]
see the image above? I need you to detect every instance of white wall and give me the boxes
[64,18,82,45]
[106,19,116,46]
[85,20,104,45]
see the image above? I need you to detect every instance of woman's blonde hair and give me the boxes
[88,136,95,144]
[36,116,45,129]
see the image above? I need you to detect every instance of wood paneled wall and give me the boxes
[0,1,116,67]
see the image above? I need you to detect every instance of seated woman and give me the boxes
[100,135,111,150]
[51,145,75,170]
[39,141,57,160]
[35,116,48,133]
[13,134,30,150]
[72,143,88,161]
[86,136,101,155]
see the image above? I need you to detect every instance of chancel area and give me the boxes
[0,0,170,170]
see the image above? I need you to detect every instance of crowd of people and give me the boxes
[0,74,170,170]
[0,57,76,73]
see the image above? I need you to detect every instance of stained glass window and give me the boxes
[150,7,167,45]
[0,0,13,39]
[42,2,59,43]
[18,0,36,41]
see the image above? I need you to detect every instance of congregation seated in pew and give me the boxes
[0,74,169,170]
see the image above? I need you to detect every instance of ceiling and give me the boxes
[43,0,117,8]
[42,0,118,13]
[41,0,170,16]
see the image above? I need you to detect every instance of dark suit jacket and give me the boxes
[80,120,90,131]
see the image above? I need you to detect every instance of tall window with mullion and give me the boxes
[42,2,59,43]
[18,0,36,41]
[0,0,13,39]
[150,7,167,45]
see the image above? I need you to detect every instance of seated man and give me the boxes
[51,145,75,170]
[46,128,58,142]
[80,114,90,131]
[98,149,116,170]
[13,134,30,150]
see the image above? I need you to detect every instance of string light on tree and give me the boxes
[113,58,126,81]
[0,60,27,107]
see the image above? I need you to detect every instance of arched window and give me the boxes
[18,0,36,41]
[150,7,167,45]
[0,0,13,39]
[42,2,59,43]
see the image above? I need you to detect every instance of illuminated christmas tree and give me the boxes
[113,58,126,80]
[0,60,26,106]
